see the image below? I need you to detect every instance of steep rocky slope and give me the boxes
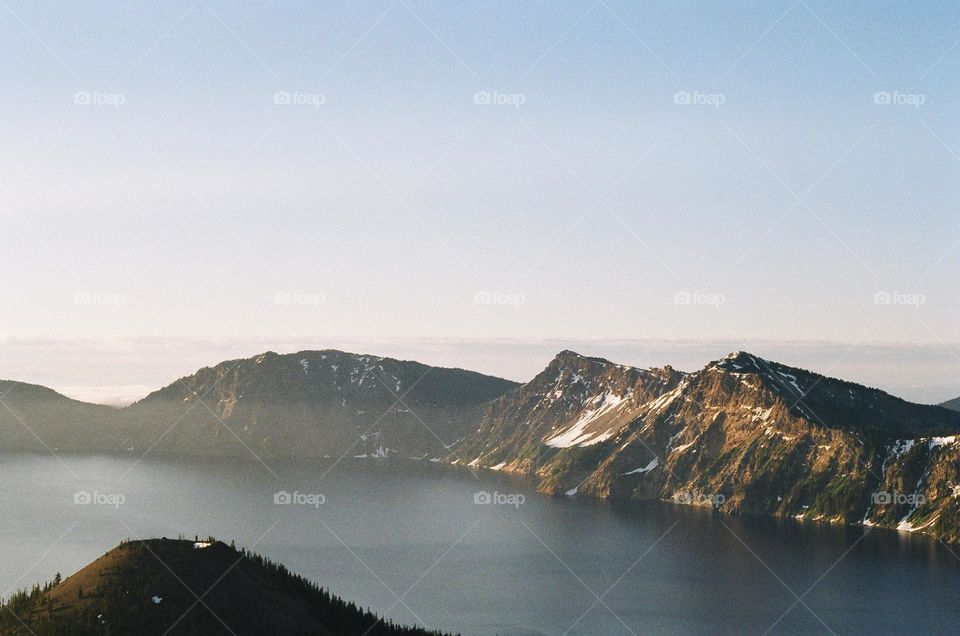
[123,350,518,460]
[453,351,684,458]
[450,351,960,542]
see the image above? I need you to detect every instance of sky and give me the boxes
[1,1,958,404]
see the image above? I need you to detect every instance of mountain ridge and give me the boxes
[121,349,519,459]
[1,347,958,542]
[0,349,519,459]
[449,349,960,543]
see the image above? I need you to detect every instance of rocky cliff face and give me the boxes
[123,350,519,460]
[866,436,960,542]
[451,350,684,468]
[450,351,960,542]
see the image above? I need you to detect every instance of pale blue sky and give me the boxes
[1,1,958,402]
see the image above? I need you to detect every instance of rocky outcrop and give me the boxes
[450,350,960,542]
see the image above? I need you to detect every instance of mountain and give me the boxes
[450,350,960,542]
[122,350,519,460]
[0,538,449,636]
[450,350,685,488]
[0,381,121,453]
[942,396,960,412]
[0,350,517,458]
[2,348,958,542]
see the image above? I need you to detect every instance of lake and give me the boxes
[1,453,957,635]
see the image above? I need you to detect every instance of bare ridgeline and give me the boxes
[1,348,958,543]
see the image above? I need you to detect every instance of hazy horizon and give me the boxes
[2,335,958,407]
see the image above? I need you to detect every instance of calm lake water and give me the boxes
[1,453,957,635]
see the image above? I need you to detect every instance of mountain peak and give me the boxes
[550,349,614,367]
[711,350,767,372]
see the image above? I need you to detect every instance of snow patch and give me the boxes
[623,458,659,475]
[643,383,685,414]
[776,370,804,395]
[929,436,957,449]
[543,392,627,448]
[889,439,915,457]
